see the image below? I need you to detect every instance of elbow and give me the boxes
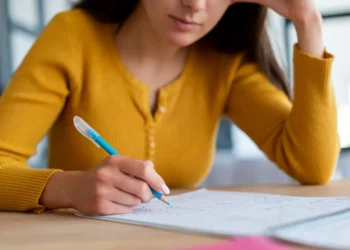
[274,130,341,186]
[298,170,333,186]
[277,146,340,186]
[302,140,341,185]
[287,160,336,185]
[291,153,340,186]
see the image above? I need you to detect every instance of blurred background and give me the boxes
[0,0,349,186]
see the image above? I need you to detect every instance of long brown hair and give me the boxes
[73,0,290,97]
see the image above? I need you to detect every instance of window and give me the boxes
[0,0,11,92]
[0,0,72,168]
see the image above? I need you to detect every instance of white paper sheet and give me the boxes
[271,209,350,249]
[76,189,350,236]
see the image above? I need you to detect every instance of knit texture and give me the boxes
[0,9,339,213]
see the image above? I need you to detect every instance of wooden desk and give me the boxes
[1,180,350,250]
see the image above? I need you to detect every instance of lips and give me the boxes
[170,15,201,32]
[177,17,199,25]
[170,15,201,25]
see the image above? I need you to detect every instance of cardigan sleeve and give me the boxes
[224,45,339,185]
[0,13,78,212]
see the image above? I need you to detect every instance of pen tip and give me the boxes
[166,202,171,207]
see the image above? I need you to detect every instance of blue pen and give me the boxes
[73,116,170,206]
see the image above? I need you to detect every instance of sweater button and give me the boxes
[149,142,156,149]
[158,106,166,113]
[146,127,154,133]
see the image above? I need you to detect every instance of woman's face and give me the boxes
[139,0,233,47]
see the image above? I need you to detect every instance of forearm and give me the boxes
[278,45,339,184]
[293,12,324,58]
[272,12,340,185]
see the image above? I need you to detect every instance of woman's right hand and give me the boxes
[40,156,170,215]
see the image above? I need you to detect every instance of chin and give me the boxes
[166,33,201,47]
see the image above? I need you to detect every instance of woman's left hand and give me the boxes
[232,0,324,58]
[232,0,320,23]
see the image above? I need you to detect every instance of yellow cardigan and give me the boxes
[0,9,339,213]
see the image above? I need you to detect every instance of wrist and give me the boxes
[294,13,322,39]
[293,10,322,30]
[40,171,82,210]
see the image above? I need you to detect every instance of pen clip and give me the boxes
[73,116,101,148]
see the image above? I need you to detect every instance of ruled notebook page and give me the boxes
[272,209,350,249]
[76,189,350,236]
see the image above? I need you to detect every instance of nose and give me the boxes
[182,0,206,12]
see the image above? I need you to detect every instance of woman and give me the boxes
[0,0,339,215]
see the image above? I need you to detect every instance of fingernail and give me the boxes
[161,184,170,195]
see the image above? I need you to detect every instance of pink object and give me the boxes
[175,237,291,250]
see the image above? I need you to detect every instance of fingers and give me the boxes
[93,200,134,216]
[113,172,154,203]
[91,184,137,215]
[107,188,142,207]
[112,156,170,195]
[93,179,143,207]
[231,0,268,5]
